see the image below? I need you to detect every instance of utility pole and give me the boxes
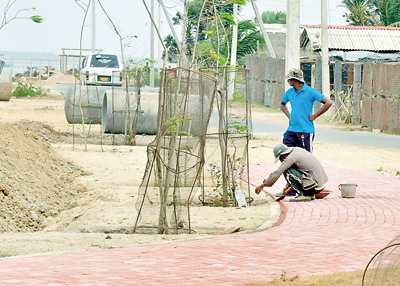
[158,2,162,71]
[150,0,155,87]
[92,0,96,53]
[158,0,188,66]
[321,0,330,101]
[285,0,300,90]
[142,0,169,68]
[251,0,276,58]
[230,4,238,68]
[227,4,238,100]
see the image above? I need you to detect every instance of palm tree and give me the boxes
[260,11,286,24]
[224,20,266,66]
[162,35,179,63]
[163,0,264,67]
[170,1,234,60]
[339,0,378,25]
[369,0,400,26]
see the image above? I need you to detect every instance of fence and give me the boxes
[0,58,65,77]
[246,55,285,107]
[362,62,400,133]
[246,55,400,134]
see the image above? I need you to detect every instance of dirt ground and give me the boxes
[0,72,399,258]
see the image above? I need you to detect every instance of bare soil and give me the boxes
[0,72,399,258]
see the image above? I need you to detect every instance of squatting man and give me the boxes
[255,144,328,202]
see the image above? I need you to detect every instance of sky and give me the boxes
[0,0,348,64]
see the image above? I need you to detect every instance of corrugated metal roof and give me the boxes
[301,25,400,52]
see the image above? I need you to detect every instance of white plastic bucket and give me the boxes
[338,184,357,198]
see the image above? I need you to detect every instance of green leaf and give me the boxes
[220,13,236,25]
[233,77,244,83]
[233,0,247,5]
[165,126,178,133]
[30,15,43,23]
[233,94,245,102]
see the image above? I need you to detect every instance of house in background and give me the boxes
[299,25,400,91]
[300,25,400,62]
[263,24,305,59]
[262,24,400,90]
[262,24,400,62]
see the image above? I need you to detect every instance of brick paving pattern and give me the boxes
[0,165,399,285]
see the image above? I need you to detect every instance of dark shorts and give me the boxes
[283,131,315,153]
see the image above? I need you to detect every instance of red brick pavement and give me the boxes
[0,165,399,286]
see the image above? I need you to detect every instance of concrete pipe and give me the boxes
[102,91,159,135]
[0,73,12,101]
[102,90,210,137]
[64,86,108,124]
[161,94,210,137]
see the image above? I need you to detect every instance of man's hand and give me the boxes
[255,184,265,195]
[309,96,332,122]
[280,101,291,120]
[275,184,293,202]
[309,114,317,122]
[282,184,292,195]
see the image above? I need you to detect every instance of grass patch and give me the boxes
[243,270,364,286]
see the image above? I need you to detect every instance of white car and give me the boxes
[81,53,123,86]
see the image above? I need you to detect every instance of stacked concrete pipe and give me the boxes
[64,86,160,125]
[102,91,210,136]
[0,73,12,101]
[65,85,210,136]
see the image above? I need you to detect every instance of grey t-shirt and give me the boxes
[263,147,328,189]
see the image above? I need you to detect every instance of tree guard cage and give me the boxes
[362,234,400,285]
[200,67,252,208]
[65,84,106,148]
[134,67,218,234]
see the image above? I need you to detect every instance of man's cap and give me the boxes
[273,144,294,163]
[286,68,305,83]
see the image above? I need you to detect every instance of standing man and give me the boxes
[281,68,332,153]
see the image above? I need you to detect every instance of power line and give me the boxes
[163,0,182,9]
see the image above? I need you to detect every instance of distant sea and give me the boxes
[0,51,147,76]
[0,51,80,76]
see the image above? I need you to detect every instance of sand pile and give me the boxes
[0,122,83,232]
[45,71,78,84]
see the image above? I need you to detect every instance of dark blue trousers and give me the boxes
[283,131,315,153]
[283,167,318,197]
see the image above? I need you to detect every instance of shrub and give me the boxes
[12,82,46,98]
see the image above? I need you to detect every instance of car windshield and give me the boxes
[90,54,119,68]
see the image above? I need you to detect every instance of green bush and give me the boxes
[140,72,160,87]
[12,82,46,98]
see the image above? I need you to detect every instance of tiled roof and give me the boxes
[301,25,400,52]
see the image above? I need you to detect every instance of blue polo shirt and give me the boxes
[282,84,324,133]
